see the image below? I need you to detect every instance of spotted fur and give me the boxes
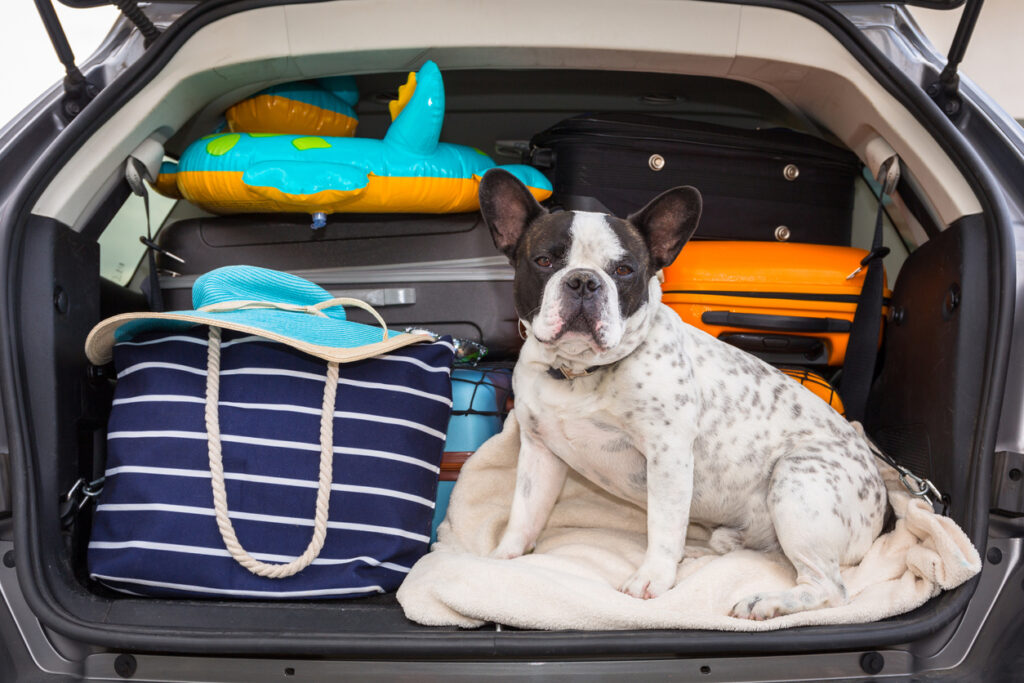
[478,170,887,620]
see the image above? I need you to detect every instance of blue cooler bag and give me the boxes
[431,366,512,541]
[84,266,454,599]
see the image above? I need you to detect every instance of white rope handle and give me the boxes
[198,297,390,341]
[205,326,339,578]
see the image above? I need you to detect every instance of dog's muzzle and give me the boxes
[563,268,602,300]
[556,268,610,339]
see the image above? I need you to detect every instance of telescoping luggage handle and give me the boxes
[203,297,387,579]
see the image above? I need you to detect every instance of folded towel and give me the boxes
[398,414,981,631]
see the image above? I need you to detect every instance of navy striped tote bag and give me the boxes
[88,327,454,599]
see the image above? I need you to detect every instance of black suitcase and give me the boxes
[154,213,522,357]
[530,113,860,245]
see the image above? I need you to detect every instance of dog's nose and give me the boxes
[564,269,602,298]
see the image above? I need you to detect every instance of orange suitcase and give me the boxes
[661,241,890,366]
[779,367,845,415]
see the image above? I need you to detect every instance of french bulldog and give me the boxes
[478,169,887,620]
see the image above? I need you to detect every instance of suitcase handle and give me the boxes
[328,287,416,307]
[718,332,825,356]
[701,311,851,333]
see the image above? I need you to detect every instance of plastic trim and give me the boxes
[821,0,964,7]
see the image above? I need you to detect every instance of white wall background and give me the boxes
[0,3,1020,129]
[911,0,1024,123]
[0,3,118,128]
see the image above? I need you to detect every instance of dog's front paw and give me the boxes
[488,544,524,560]
[619,560,678,599]
[489,532,532,560]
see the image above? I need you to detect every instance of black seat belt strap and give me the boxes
[125,156,165,312]
[841,156,899,423]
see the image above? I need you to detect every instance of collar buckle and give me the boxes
[548,364,600,381]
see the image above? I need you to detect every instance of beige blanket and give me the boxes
[398,415,981,631]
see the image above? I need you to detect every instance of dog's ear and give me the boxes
[627,186,702,271]
[479,169,545,262]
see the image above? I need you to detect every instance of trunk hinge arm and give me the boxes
[925,0,985,120]
[33,0,98,121]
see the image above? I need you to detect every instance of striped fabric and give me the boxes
[88,328,454,599]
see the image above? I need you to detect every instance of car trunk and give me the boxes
[1,0,1012,662]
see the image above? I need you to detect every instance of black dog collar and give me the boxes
[546,365,603,381]
[523,321,607,380]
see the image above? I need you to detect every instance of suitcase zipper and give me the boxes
[534,118,859,168]
[160,256,515,291]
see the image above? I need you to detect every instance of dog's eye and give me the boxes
[615,264,634,276]
[535,256,553,268]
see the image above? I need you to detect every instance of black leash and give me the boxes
[854,423,947,515]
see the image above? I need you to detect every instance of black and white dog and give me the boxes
[478,169,887,620]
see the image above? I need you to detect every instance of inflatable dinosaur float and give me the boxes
[224,75,360,137]
[154,61,551,216]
